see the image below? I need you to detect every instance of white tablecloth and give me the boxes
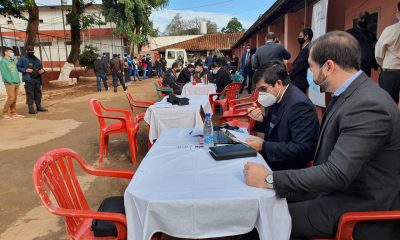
[144,96,212,143]
[181,83,216,96]
[124,128,291,240]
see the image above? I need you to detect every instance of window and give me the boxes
[39,19,44,23]
[167,51,175,59]
[177,51,184,58]
[7,20,13,25]
[352,11,379,37]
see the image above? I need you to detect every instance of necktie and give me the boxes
[245,52,250,65]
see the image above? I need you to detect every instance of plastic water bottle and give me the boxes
[203,113,214,148]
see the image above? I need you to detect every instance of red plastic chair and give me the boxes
[89,98,138,165]
[33,148,134,240]
[312,211,400,240]
[125,92,154,149]
[219,114,256,135]
[209,82,242,113]
[227,89,259,110]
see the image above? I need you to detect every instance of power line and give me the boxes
[156,0,237,11]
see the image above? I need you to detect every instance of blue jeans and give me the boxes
[133,68,139,81]
[143,68,147,79]
[148,66,153,78]
[96,74,108,91]
[157,67,163,76]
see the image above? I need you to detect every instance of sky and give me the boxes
[36,0,277,34]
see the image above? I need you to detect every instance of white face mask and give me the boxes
[212,69,218,74]
[258,91,277,107]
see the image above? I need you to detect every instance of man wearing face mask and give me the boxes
[245,60,319,171]
[0,47,23,119]
[212,58,232,93]
[17,46,48,114]
[290,28,313,93]
[375,2,400,105]
[193,62,211,83]
[346,12,378,77]
[176,64,194,86]
[239,44,255,94]
[244,31,400,240]
[162,62,182,95]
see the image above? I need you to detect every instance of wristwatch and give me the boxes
[265,172,274,189]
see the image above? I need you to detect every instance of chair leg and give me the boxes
[99,133,105,164]
[104,135,109,157]
[127,131,137,166]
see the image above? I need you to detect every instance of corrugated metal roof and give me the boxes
[155,33,244,52]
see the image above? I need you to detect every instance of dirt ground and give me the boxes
[0,77,159,240]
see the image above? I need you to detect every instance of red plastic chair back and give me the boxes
[224,83,242,102]
[223,82,241,93]
[90,98,107,128]
[156,79,163,88]
[33,149,90,237]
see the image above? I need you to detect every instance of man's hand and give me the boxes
[248,103,263,122]
[244,162,269,188]
[245,137,263,152]
[26,68,33,73]
[38,69,45,74]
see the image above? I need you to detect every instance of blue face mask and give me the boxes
[9,52,15,59]
[307,68,320,92]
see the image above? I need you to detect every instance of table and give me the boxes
[144,95,213,143]
[181,83,217,96]
[124,128,291,240]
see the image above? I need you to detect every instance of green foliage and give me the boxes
[165,14,218,36]
[101,0,169,45]
[66,1,105,30]
[221,17,244,33]
[0,0,29,20]
[78,45,99,69]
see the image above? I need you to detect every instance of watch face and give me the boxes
[266,174,273,184]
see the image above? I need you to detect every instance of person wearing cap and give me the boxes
[16,46,48,114]
[176,64,195,86]
[0,47,24,119]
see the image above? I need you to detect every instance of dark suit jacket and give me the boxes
[162,70,182,95]
[274,73,400,239]
[240,51,253,72]
[290,44,310,93]
[254,84,319,171]
[214,68,232,93]
[177,68,191,84]
[252,42,291,70]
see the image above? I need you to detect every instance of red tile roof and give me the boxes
[155,32,244,52]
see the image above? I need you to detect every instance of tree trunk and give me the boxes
[25,1,39,48]
[66,0,84,64]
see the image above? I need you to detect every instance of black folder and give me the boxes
[209,143,257,161]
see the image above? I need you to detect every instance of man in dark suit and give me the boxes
[252,32,291,70]
[245,61,319,171]
[177,64,194,86]
[239,44,255,94]
[162,62,182,95]
[244,31,400,240]
[347,12,378,77]
[211,58,232,93]
[290,28,313,93]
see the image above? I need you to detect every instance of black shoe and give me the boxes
[28,105,37,114]
[37,105,48,112]
[123,85,128,91]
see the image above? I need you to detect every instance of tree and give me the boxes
[102,0,169,54]
[0,0,39,48]
[78,45,99,69]
[221,17,244,33]
[165,14,219,35]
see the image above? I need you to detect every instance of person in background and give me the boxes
[246,61,319,170]
[109,54,127,92]
[155,57,163,77]
[290,28,313,93]
[212,58,232,93]
[375,2,400,105]
[160,56,167,72]
[239,44,254,94]
[17,46,48,114]
[193,62,211,83]
[142,56,148,79]
[231,69,244,83]
[93,55,109,92]
[347,12,378,77]
[230,54,239,71]
[176,64,194,86]
[162,62,182,95]
[244,31,400,240]
[146,54,153,78]
[205,52,213,69]
[123,58,130,84]
[132,56,140,81]
[177,55,184,67]
[0,47,23,119]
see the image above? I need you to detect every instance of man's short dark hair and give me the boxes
[253,60,290,86]
[309,31,361,71]
[397,1,400,11]
[266,32,276,40]
[187,64,194,69]
[302,28,313,41]
[211,57,224,68]
[3,47,13,54]
[171,62,179,69]
[195,61,203,68]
